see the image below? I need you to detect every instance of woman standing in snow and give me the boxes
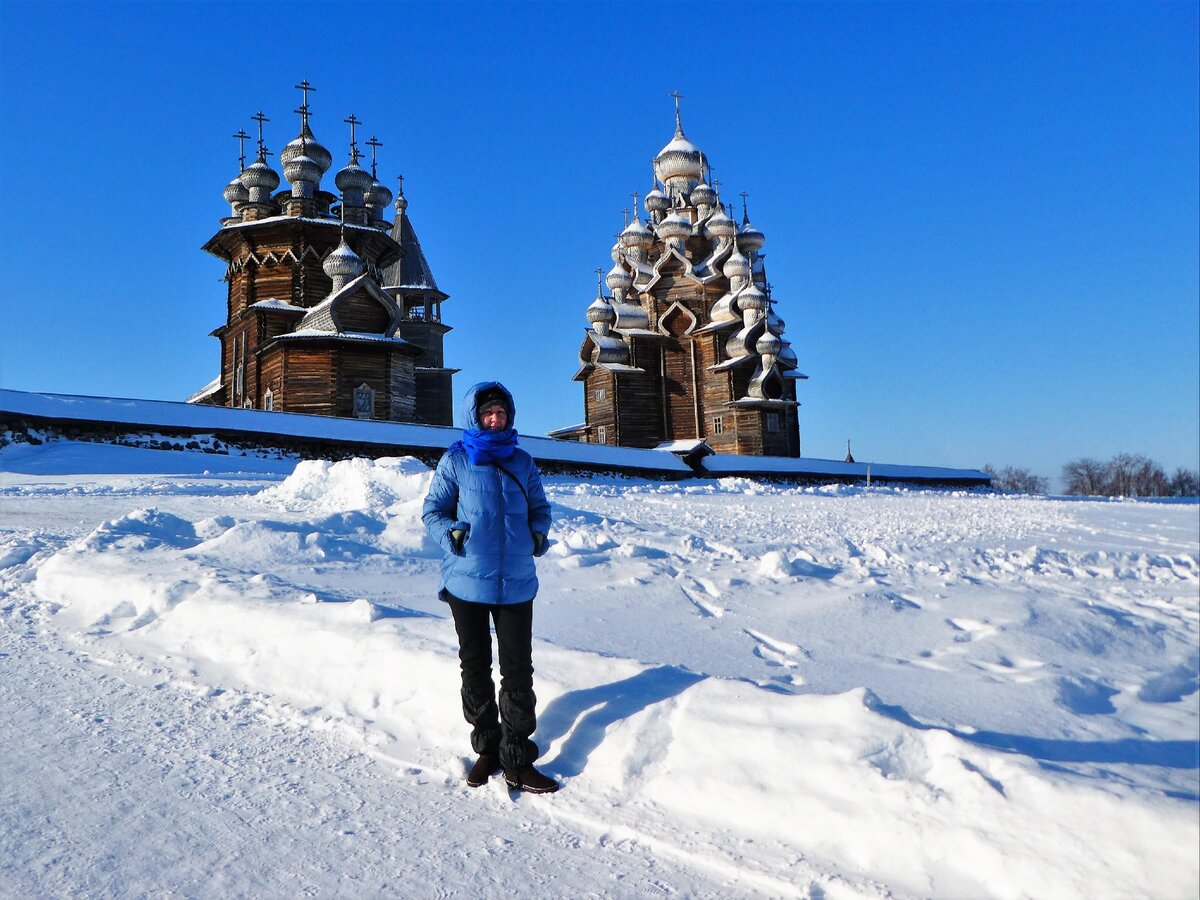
[422,382,558,793]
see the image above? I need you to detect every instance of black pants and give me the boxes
[446,594,538,771]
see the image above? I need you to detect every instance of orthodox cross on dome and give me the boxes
[740,191,751,223]
[670,90,684,132]
[396,174,405,196]
[712,178,721,196]
[294,79,316,128]
[365,136,383,178]
[631,191,639,217]
[595,267,604,296]
[232,129,250,171]
[622,207,630,227]
[344,113,362,163]
[251,111,271,159]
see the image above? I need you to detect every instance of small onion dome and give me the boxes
[224,174,249,206]
[282,151,322,188]
[739,282,768,311]
[723,248,751,281]
[778,342,799,369]
[586,296,616,325]
[644,187,671,213]
[619,217,653,249]
[365,178,394,210]
[654,131,704,188]
[610,241,621,262]
[767,306,786,333]
[323,237,363,281]
[737,220,766,253]
[394,192,408,214]
[606,263,633,292]
[241,158,281,196]
[280,124,333,177]
[705,206,738,239]
[655,210,692,241]
[756,330,783,357]
[335,160,372,195]
[690,180,716,208]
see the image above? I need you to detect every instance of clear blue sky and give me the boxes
[2,0,1197,481]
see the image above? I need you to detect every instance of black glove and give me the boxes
[450,528,468,556]
[532,532,547,556]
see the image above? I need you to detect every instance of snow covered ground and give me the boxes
[2,439,1197,899]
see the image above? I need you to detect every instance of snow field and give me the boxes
[3,445,1198,898]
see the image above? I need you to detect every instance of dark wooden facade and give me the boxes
[570,118,805,457]
[194,101,454,425]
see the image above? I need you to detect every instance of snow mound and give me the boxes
[259,456,439,556]
[262,456,432,514]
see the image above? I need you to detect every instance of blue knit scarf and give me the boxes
[452,427,519,465]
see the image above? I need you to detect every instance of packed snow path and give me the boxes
[1,442,1197,898]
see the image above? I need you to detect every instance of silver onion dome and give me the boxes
[690,180,716,208]
[606,262,633,292]
[619,217,654,249]
[280,124,333,177]
[644,187,671,213]
[323,237,363,291]
[240,158,280,203]
[705,206,738,239]
[365,178,394,223]
[737,220,766,253]
[654,130,704,191]
[283,151,322,191]
[655,210,692,241]
[756,330,783,357]
[723,246,751,281]
[738,282,768,311]
[335,160,372,195]
[224,174,249,206]
[586,295,617,325]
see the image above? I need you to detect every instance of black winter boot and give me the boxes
[504,765,559,794]
[466,753,502,788]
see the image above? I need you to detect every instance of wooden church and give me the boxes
[559,100,806,456]
[190,83,455,425]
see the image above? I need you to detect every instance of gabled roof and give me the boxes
[382,212,445,298]
[296,273,401,336]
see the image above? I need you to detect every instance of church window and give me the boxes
[264,389,274,411]
[766,413,780,432]
[712,416,725,435]
[243,398,254,409]
[353,383,376,419]
[596,388,607,401]
[597,425,608,444]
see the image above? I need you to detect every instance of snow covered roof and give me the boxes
[274,330,413,346]
[185,377,221,404]
[249,298,306,313]
[0,389,992,484]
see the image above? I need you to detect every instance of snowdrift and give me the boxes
[5,446,1198,898]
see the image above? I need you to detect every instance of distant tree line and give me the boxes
[981,455,1199,497]
[982,465,1049,494]
[1062,454,1199,498]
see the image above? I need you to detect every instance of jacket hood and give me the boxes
[460,381,516,430]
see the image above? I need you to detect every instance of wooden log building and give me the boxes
[555,99,806,456]
[190,84,455,425]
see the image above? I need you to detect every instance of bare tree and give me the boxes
[1169,468,1200,497]
[983,464,1049,494]
[1062,458,1107,495]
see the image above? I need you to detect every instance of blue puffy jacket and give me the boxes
[422,382,552,605]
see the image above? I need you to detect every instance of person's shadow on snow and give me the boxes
[536,665,706,777]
